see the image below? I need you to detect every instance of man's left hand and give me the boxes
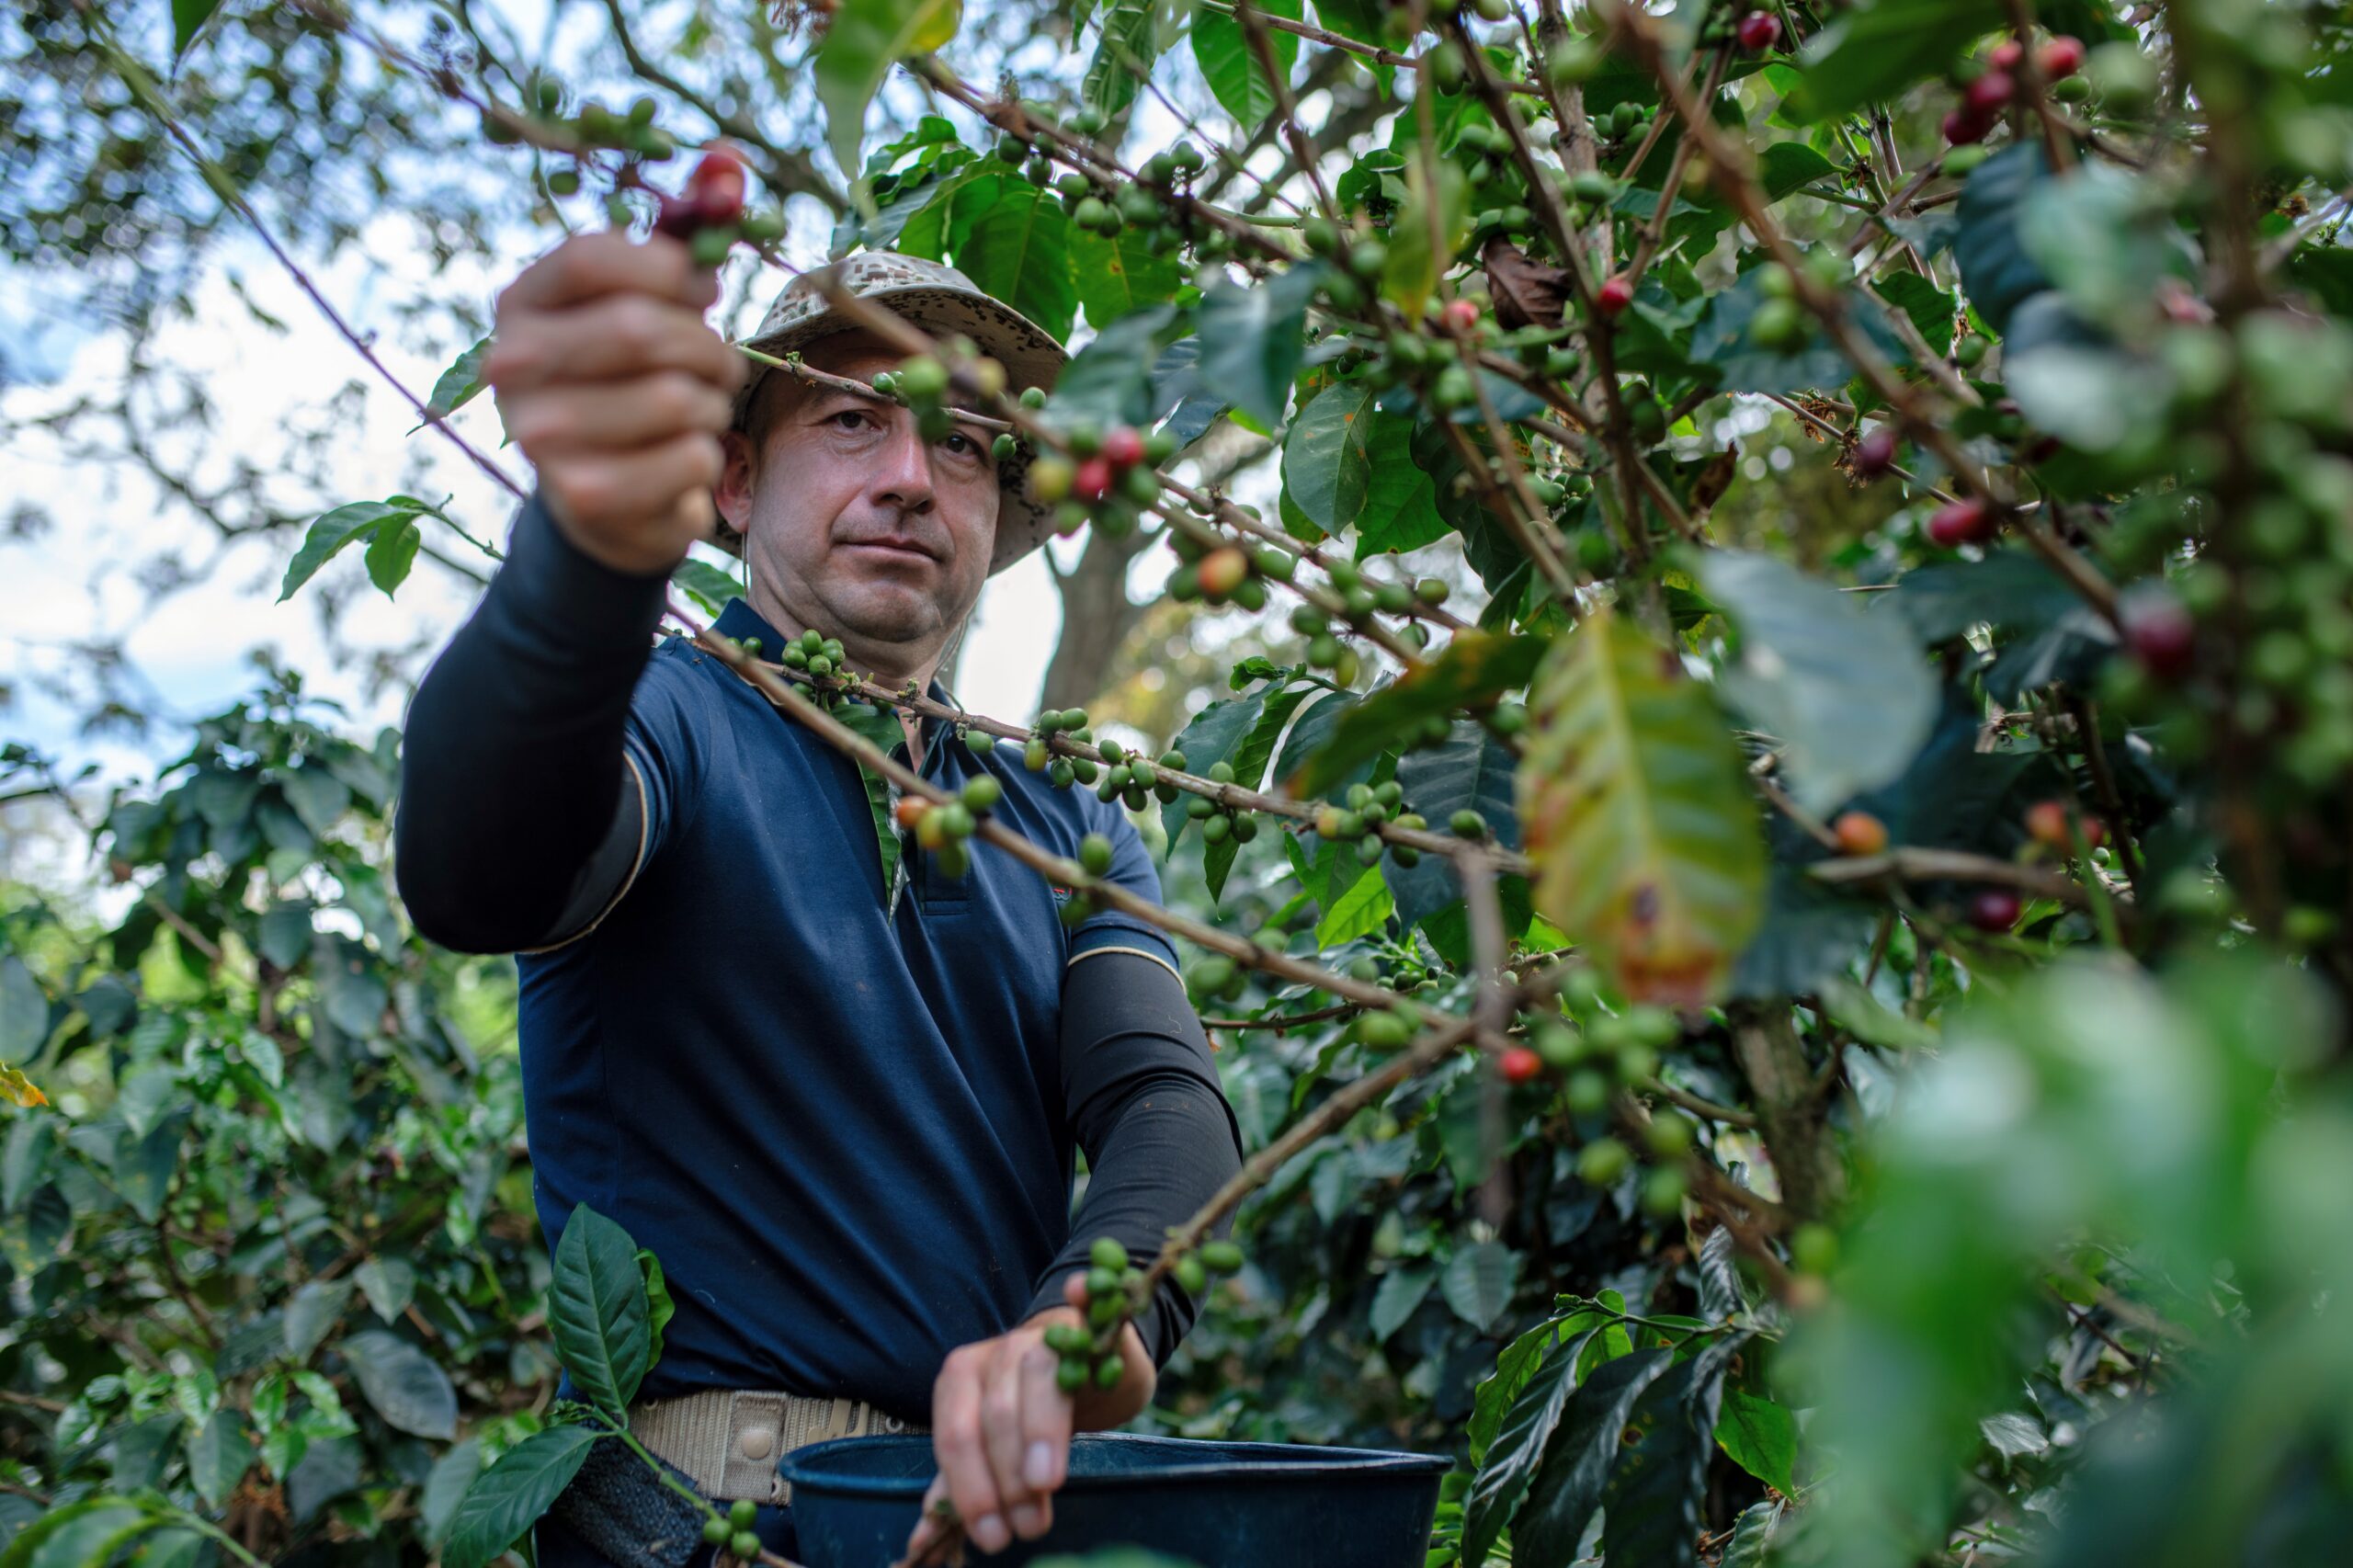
[902,1270,1156,1562]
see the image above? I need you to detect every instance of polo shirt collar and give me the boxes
[707,597,960,726]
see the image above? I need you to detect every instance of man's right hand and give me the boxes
[486,228,746,576]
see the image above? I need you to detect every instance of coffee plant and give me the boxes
[7,0,2353,1565]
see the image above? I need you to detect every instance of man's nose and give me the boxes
[871,411,936,512]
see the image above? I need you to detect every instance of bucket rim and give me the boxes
[778,1430,1450,1498]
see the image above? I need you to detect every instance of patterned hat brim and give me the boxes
[721,283,1069,577]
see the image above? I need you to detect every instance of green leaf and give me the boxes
[1756,142,1838,202]
[338,1330,458,1439]
[1351,422,1444,557]
[1159,691,1270,850]
[1951,143,2054,338]
[1875,269,1959,351]
[1722,1500,1785,1568]
[813,0,965,207]
[1382,158,1470,324]
[637,1247,676,1370]
[1191,0,1302,130]
[1441,1241,1520,1333]
[409,337,493,432]
[422,1437,484,1549]
[1370,1263,1438,1343]
[1716,1387,1798,1494]
[278,502,416,602]
[1599,1336,1745,1568]
[953,185,1077,344]
[1083,0,1175,118]
[440,1425,602,1568]
[670,557,745,617]
[2,1119,53,1213]
[172,0,222,62]
[1469,1314,1601,1469]
[1206,684,1313,901]
[3,1501,152,1568]
[1390,728,1525,937]
[112,1112,187,1222]
[0,959,48,1061]
[256,899,314,970]
[1049,303,1183,432]
[1509,1348,1675,1567]
[1197,265,1324,428]
[1071,229,1181,332]
[188,1409,254,1508]
[1273,690,1370,800]
[1787,0,2003,123]
[284,1276,354,1360]
[1698,551,1938,814]
[1518,607,1767,1005]
[1313,862,1392,945]
[282,767,351,837]
[1293,636,1542,797]
[363,517,421,597]
[356,1256,418,1324]
[551,1204,654,1418]
[1462,1325,1602,1568]
[1281,381,1377,535]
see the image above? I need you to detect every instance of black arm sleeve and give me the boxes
[393,491,670,954]
[1023,952,1247,1369]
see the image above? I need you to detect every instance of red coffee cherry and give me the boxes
[1499,1047,1544,1084]
[1735,11,1780,52]
[1927,496,1995,547]
[1596,274,1635,316]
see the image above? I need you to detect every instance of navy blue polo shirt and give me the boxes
[516,598,1179,1419]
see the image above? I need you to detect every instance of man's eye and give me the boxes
[941,431,981,457]
[833,409,875,429]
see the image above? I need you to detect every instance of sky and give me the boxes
[0,9,1126,881]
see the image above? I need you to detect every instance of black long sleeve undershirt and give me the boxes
[395,492,661,953]
[397,491,1244,1372]
[1028,950,1246,1369]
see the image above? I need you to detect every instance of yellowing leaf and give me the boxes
[0,1063,48,1108]
[1383,156,1470,324]
[1517,606,1766,1005]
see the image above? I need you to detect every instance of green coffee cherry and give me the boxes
[731,1531,763,1560]
[1577,1137,1631,1185]
[962,775,1003,812]
[1096,1355,1126,1390]
[1026,737,1051,771]
[1450,809,1488,838]
[1086,1265,1123,1297]
[1058,1358,1089,1392]
[1199,1240,1245,1272]
[1176,1254,1207,1294]
[704,1517,733,1546]
[1091,1236,1130,1271]
[731,1500,758,1530]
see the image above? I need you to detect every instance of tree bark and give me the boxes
[1036,527,1154,714]
[1730,1004,1847,1223]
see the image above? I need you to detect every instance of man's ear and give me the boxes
[714,427,756,539]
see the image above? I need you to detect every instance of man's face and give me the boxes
[716,331,999,668]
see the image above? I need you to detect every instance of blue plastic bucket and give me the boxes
[779,1431,1449,1567]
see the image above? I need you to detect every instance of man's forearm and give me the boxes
[394,490,668,952]
[1026,952,1247,1368]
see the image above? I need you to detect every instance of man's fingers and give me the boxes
[504,372,735,456]
[902,1473,949,1562]
[1019,1331,1074,1518]
[1063,1269,1088,1312]
[498,229,717,316]
[931,1351,1009,1557]
[979,1345,1041,1540]
[538,432,723,539]
[487,295,745,399]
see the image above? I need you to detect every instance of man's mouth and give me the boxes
[842,538,938,564]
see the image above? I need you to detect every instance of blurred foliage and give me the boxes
[10,0,2353,1565]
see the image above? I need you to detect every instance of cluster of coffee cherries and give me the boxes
[868,345,1008,444]
[894,773,1006,881]
[1515,996,1694,1214]
[1311,780,1427,870]
[1178,759,1263,847]
[700,1497,766,1562]
[985,110,1241,267]
[1943,33,2088,145]
[482,81,784,265]
[1040,1237,1245,1395]
[1027,420,1173,540]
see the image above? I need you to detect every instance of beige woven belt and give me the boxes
[631,1389,928,1505]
